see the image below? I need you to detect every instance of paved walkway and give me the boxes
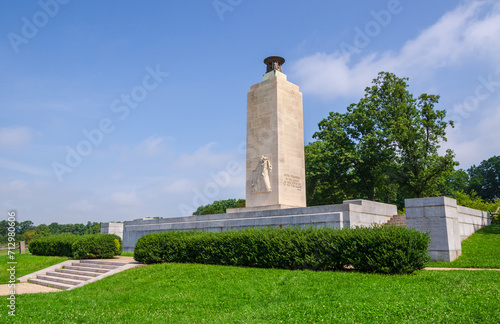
[0,282,60,295]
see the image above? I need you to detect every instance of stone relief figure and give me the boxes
[251,156,272,193]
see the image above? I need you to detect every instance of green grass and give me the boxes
[5,262,499,323]
[0,249,130,284]
[2,225,498,323]
[0,252,69,284]
[427,224,500,268]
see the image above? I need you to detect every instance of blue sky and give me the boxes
[1,0,499,225]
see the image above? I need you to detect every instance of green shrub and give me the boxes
[134,226,430,274]
[29,234,122,259]
[453,191,500,224]
[72,234,123,259]
[29,233,77,257]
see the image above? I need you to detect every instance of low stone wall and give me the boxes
[405,197,490,262]
[101,196,490,262]
[100,222,124,240]
[115,200,396,252]
[457,205,490,241]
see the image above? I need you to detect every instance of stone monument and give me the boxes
[101,57,490,261]
[229,56,307,212]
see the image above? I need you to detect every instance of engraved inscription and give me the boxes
[283,173,302,191]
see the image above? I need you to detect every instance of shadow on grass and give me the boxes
[476,224,500,235]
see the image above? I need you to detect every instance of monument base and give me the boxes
[226,204,302,214]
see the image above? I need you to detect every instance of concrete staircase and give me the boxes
[386,214,407,227]
[19,259,141,291]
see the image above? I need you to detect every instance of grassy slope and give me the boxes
[2,225,499,322]
[5,263,499,323]
[0,251,69,284]
[427,224,500,268]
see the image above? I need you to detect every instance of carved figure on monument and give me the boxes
[251,156,272,193]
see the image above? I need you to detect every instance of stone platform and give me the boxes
[102,197,491,262]
[118,199,397,252]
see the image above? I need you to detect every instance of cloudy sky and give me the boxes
[1,0,499,225]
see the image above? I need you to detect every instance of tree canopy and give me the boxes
[192,199,245,216]
[468,156,500,201]
[0,220,102,244]
[306,72,457,207]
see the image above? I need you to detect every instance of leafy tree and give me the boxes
[35,224,50,237]
[307,72,457,206]
[468,156,500,201]
[437,169,469,197]
[193,199,245,216]
[84,222,101,234]
[305,140,352,206]
[73,223,86,235]
[60,224,76,234]
[48,222,61,234]
[22,230,39,244]
[18,220,35,235]
[0,220,9,236]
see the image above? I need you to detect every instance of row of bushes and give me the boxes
[30,233,122,259]
[134,226,431,274]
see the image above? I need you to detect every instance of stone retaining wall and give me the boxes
[109,200,396,252]
[102,197,490,262]
[405,197,490,262]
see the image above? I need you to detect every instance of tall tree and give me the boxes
[193,199,245,215]
[18,220,35,235]
[306,72,457,205]
[438,168,469,197]
[35,224,50,237]
[48,222,61,234]
[468,155,500,201]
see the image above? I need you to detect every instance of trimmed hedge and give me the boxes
[134,226,431,274]
[30,234,122,259]
[72,234,123,259]
[29,233,76,257]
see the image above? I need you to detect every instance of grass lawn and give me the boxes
[4,262,499,323]
[0,250,132,284]
[427,224,500,268]
[2,225,498,323]
[0,251,69,284]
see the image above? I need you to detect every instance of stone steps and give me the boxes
[23,259,141,291]
[28,278,74,290]
[36,275,82,286]
[55,268,101,277]
[386,214,407,227]
[46,271,92,281]
[64,265,109,273]
[80,260,129,267]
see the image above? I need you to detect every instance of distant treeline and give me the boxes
[0,221,101,244]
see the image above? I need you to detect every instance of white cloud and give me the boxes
[0,158,51,176]
[103,191,141,207]
[69,199,95,212]
[162,179,196,194]
[290,1,500,99]
[442,99,500,168]
[0,179,28,192]
[134,135,168,157]
[175,142,243,171]
[0,126,37,148]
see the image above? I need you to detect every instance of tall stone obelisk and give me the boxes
[242,56,307,211]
